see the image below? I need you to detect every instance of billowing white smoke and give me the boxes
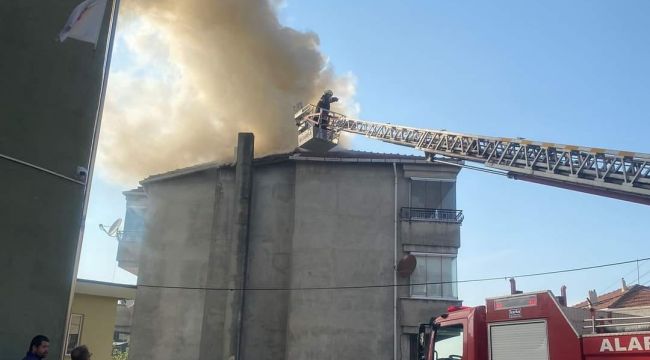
[98,0,357,184]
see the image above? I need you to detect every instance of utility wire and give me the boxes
[641,274,650,287]
[637,267,650,284]
[138,256,650,292]
[599,260,648,294]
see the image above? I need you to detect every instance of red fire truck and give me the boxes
[416,290,650,360]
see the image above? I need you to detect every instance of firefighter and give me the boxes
[315,89,338,129]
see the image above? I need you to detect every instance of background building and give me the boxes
[67,280,136,360]
[113,299,135,351]
[0,1,117,358]
[574,280,650,316]
[116,187,148,276]
[125,134,463,360]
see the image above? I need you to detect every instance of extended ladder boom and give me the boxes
[295,104,650,205]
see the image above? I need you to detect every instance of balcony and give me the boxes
[400,207,464,224]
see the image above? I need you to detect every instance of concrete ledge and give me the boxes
[400,297,461,328]
[75,279,136,299]
[400,221,460,247]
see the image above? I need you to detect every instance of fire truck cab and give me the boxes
[418,291,650,360]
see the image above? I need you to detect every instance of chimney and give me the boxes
[558,285,567,306]
[588,290,598,305]
[621,278,628,293]
[509,278,522,295]
[223,133,254,360]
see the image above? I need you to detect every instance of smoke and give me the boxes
[98,0,358,184]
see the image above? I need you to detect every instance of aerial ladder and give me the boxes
[294,104,650,206]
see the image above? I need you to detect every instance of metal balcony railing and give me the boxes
[400,207,464,224]
[584,315,650,333]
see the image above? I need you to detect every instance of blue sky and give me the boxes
[79,0,650,305]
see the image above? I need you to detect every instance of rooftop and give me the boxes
[141,148,454,184]
[574,284,650,310]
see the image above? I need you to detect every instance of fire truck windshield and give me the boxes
[433,324,463,360]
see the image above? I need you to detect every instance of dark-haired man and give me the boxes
[70,345,91,360]
[23,335,49,359]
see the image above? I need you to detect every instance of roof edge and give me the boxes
[140,149,441,185]
[75,278,137,299]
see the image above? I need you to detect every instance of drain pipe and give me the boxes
[393,162,398,360]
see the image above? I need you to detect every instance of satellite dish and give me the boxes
[99,218,122,237]
[396,254,417,277]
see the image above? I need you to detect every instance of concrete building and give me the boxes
[114,299,135,351]
[127,134,463,360]
[1,1,117,359]
[67,280,136,360]
[116,187,148,276]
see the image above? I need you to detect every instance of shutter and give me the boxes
[490,321,549,360]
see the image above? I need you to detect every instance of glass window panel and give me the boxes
[451,257,458,298]
[410,255,457,299]
[125,207,145,232]
[425,181,441,208]
[426,256,442,297]
[410,181,426,208]
[441,257,454,298]
[411,180,456,209]
[410,256,427,296]
[434,324,464,358]
[441,182,456,209]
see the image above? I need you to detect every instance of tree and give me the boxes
[112,348,128,360]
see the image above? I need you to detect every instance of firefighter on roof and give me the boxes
[315,89,338,129]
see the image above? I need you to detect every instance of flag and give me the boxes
[59,0,108,45]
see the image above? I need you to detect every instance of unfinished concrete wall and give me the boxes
[222,133,255,360]
[130,170,220,360]
[286,162,396,359]
[198,168,236,359]
[0,1,115,359]
[200,168,235,359]
[239,162,296,359]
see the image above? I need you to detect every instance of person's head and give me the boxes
[324,89,334,97]
[28,335,49,358]
[70,345,91,360]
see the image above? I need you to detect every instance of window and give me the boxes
[410,254,457,298]
[114,331,130,342]
[434,324,464,359]
[66,314,84,355]
[410,179,455,209]
[124,206,146,235]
